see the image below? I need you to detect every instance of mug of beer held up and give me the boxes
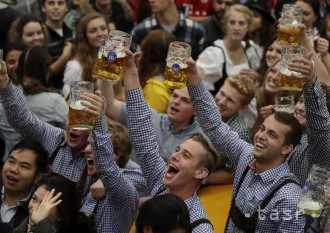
[93,30,132,81]
[280,45,305,91]
[274,94,295,114]
[164,41,191,89]
[68,81,96,130]
[278,4,303,46]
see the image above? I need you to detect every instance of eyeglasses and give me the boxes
[215,0,234,6]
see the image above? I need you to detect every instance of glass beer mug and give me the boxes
[68,81,96,130]
[92,30,132,81]
[278,4,303,46]
[164,41,191,89]
[297,165,329,217]
[280,45,305,91]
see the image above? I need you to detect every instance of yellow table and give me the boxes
[197,184,233,233]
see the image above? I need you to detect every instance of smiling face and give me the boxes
[214,81,246,121]
[163,139,209,192]
[253,114,293,163]
[166,88,195,129]
[266,41,282,67]
[86,17,109,49]
[264,61,281,94]
[2,149,38,197]
[42,0,68,23]
[21,21,45,47]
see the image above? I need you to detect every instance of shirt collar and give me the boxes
[1,186,31,206]
[166,117,197,134]
[248,160,291,183]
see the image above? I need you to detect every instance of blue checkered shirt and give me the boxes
[188,82,305,232]
[286,81,330,187]
[82,118,139,233]
[0,83,85,182]
[125,88,213,233]
[130,12,205,59]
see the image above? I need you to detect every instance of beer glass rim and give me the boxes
[170,41,191,49]
[70,81,95,91]
[282,45,305,54]
[108,30,132,38]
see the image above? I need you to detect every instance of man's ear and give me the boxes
[281,144,294,156]
[194,168,209,180]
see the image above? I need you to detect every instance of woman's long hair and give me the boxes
[16,45,55,95]
[74,13,108,81]
[138,29,175,87]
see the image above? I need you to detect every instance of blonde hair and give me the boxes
[225,75,256,105]
[222,4,253,30]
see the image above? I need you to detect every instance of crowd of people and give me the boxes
[1,0,330,232]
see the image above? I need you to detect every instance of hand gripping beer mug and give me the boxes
[297,165,329,217]
[280,45,305,91]
[68,81,96,130]
[278,4,303,45]
[164,41,191,89]
[93,30,132,81]
[274,94,295,114]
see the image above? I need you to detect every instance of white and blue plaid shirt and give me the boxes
[0,83,85,182]
[84,119,139,233]
[125,88,213,233]
[188,82,305,232]
[287,81,330,187]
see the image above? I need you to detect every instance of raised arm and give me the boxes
[0,61,63,155]
[121,50,167,191]
[83,91,138,232]
[186,59,253,166]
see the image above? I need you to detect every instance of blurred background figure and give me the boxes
[138,29,176,113]
[62,12,109,98]
[0,46,68,161]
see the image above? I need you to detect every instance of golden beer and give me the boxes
[278,24,301,45]
[93,53,126,81]
[279,70,305,91]
[68,100,96,130]
[164,65,188,89]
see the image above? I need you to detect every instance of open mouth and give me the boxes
[70,132,79,139]
[167,164,179,175]
[170,107,179,113]
[255,142,266,149]
[86,158,94,166]
[7,175,18,184]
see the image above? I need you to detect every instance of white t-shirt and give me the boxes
[62,59,83,97]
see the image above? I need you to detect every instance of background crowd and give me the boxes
[1,0,330,232]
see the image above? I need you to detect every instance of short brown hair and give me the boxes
[106,120,132,168]
[190,133,219,175]
[225,75,256,105]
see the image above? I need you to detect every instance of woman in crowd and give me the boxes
[8,15,48,48]
[135,194,191,233]
[13,174,95,233]
[138,29,175,113]
[0,45,68,160]
[245,0,276,70]
[62,12,109,97]
[196,4,260,96]
[3,42,26,85]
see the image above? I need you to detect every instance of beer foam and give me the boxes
[281,68,292,76]
[70,100,85,110]
[297,200,323,210]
